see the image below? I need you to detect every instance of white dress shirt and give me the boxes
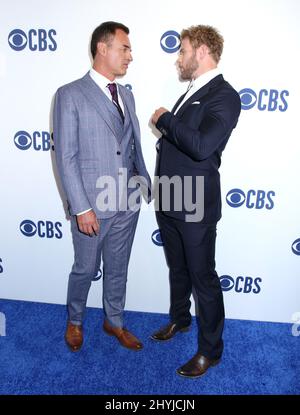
[174,67,221,114]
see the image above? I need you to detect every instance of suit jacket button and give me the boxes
[117,151,121,155]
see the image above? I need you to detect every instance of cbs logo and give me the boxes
[151,229,164,246]
[20,220,62,239]
[291,238,300,256]
[160,30,180,53]
[226,189,275,210]
[220,275,262,294]
[14,131,54,151]
[8,28,57,51]
[92,269,103,282]
[0,258,3,274]
[239,88,288,112]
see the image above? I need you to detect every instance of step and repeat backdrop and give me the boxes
[0,0,299,324]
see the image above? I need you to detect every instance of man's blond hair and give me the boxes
[181,25,224,63]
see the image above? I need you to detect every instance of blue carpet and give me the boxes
[0,299,299,395]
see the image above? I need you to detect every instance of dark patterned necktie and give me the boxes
[107,83,125,123]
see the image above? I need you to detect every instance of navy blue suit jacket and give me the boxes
[155,74,241,223]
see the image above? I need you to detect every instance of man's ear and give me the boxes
[97,41,107,57]
[197,44,209,60]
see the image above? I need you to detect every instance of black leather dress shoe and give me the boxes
[150,322,190,341]
[177,353,221,378]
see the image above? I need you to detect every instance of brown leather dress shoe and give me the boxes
[103,320,143,351]
[65,322,83,352]
[150,322,190,341]
[176,353,221,378]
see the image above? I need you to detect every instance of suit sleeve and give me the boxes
[156,91,241,161]
[53,87,91,215]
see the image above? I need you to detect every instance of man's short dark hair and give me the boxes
[91,21,129,59]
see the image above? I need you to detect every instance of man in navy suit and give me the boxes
[151,25,241,378]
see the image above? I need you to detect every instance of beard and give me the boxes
[179,53,198,80]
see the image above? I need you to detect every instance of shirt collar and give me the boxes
[191,67,221,93]
[174,68,221,115]
[89,68,116,92]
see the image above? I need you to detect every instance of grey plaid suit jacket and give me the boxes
[53,72,151,218]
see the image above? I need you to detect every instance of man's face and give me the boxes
[176,37,198,80]
[104,29,132,78]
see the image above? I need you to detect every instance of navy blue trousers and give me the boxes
[156,212,224,359]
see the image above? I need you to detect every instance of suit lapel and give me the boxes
[119,86,145,157]
[175,74,224,116]
[171,91,189,114]
[119,87,140,135]
[78,73,119,138]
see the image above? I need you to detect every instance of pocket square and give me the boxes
[191,101,201,105]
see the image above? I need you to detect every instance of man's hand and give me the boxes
[151,107,168,126]
[76,210,99,236]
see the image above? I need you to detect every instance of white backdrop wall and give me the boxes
[1,0,299,323]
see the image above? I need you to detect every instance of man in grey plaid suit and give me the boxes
[53,21,151,352]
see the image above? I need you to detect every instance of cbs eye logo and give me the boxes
[92,268,103,282]
[0,258,3,274]
[8,29,28,51]
[14,131,54,151]
[239,88,288,112]
[291,238,300,256]
[151,229,164,246]
[160,30,180,53]
[226,189,246,208]
[20,220,62,239]
[226,188,275,210]
[20,220,37,237]
[8,28,57,52]
[220,275,235,291]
